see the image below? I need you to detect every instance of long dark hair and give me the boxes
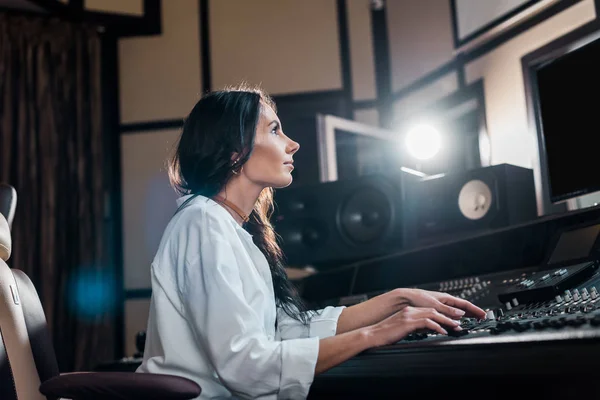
[168,84,311,324]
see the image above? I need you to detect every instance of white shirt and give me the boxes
[137,194,345,400]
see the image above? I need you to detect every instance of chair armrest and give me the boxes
[39,371,201,400]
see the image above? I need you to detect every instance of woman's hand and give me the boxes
[368,306,462,347]
[316,289,488,374]
[394,288,487,321]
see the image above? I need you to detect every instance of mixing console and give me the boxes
[313,259,600,398]
[307,221,600,398]
[397,260,600,344]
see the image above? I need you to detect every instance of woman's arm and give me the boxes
[335,288,487,335]
[334,289,409,335]
[315,305,461,374]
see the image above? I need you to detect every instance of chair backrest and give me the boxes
[0,183,17,229]
[0,214,59,400]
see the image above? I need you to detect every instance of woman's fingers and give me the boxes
[435,302,467,319]
[414,307,461,331]
[442,296,487,319]
[420,318,447,336]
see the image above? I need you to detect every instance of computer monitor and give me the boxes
[528,30,600,204]
[315,114,426,182]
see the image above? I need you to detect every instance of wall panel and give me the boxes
[392,71,459,128]
[121,129,181,290]
[347,0,377,100]
[387,0,455,92]
[354,108,379,127]
[118,0,201,123]
[210,0,342,95]
[125,299,151,357]
[85,0,144,15]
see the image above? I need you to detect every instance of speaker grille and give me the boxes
[277,218,329,250]
[338,187,393,244]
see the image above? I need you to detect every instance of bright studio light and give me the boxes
[405,124,442,160]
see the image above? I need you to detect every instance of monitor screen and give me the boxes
[334,129,404,181]
[546,224,600,266]
[316,114,418,182]
[534,36,600,202]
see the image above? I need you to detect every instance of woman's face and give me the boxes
[240,103,300,189]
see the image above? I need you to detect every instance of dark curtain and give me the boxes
[0,13,114,372]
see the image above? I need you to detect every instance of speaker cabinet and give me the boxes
[273,172,417,269]
[405,164,538,246]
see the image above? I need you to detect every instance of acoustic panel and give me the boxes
[85,0,144,15]
[210,0,342,95]
[387,0,455,91]
[118,0,201,123]
[347,0,377,100]
[121,129,180,290]
[125,298,151,358]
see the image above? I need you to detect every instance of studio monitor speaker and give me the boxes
[273,172,418,269]
[405,164,537,246]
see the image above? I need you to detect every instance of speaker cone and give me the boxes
[277,218,328,249]
[338,187,393,244]
[458,179,493,220]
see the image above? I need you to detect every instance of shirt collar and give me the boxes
[176,194,253,239]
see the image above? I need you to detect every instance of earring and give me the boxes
[232,159,243,175]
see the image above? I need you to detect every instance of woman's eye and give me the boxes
[271,127,279,135]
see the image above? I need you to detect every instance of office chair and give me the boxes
[0,212,201,399]
[0,183,17,228]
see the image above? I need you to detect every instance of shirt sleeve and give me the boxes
[180,224,319,400]
[276,306,346,341]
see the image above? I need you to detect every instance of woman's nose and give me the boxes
[288,139,300,154]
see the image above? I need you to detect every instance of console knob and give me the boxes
[573,289,581,302]
[591,287,598,300]
[565,294,573,302]
[564,289,572,297]
[582,288,590,301]
[505,302,512,311]
[555,295,563,303]
[512,298,519,307]
[486,310,496,320]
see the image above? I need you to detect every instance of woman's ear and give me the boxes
[230,152,240,164]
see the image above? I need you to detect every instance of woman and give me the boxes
[137,85,486,399]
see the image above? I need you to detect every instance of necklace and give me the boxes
[212,195,250,223]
